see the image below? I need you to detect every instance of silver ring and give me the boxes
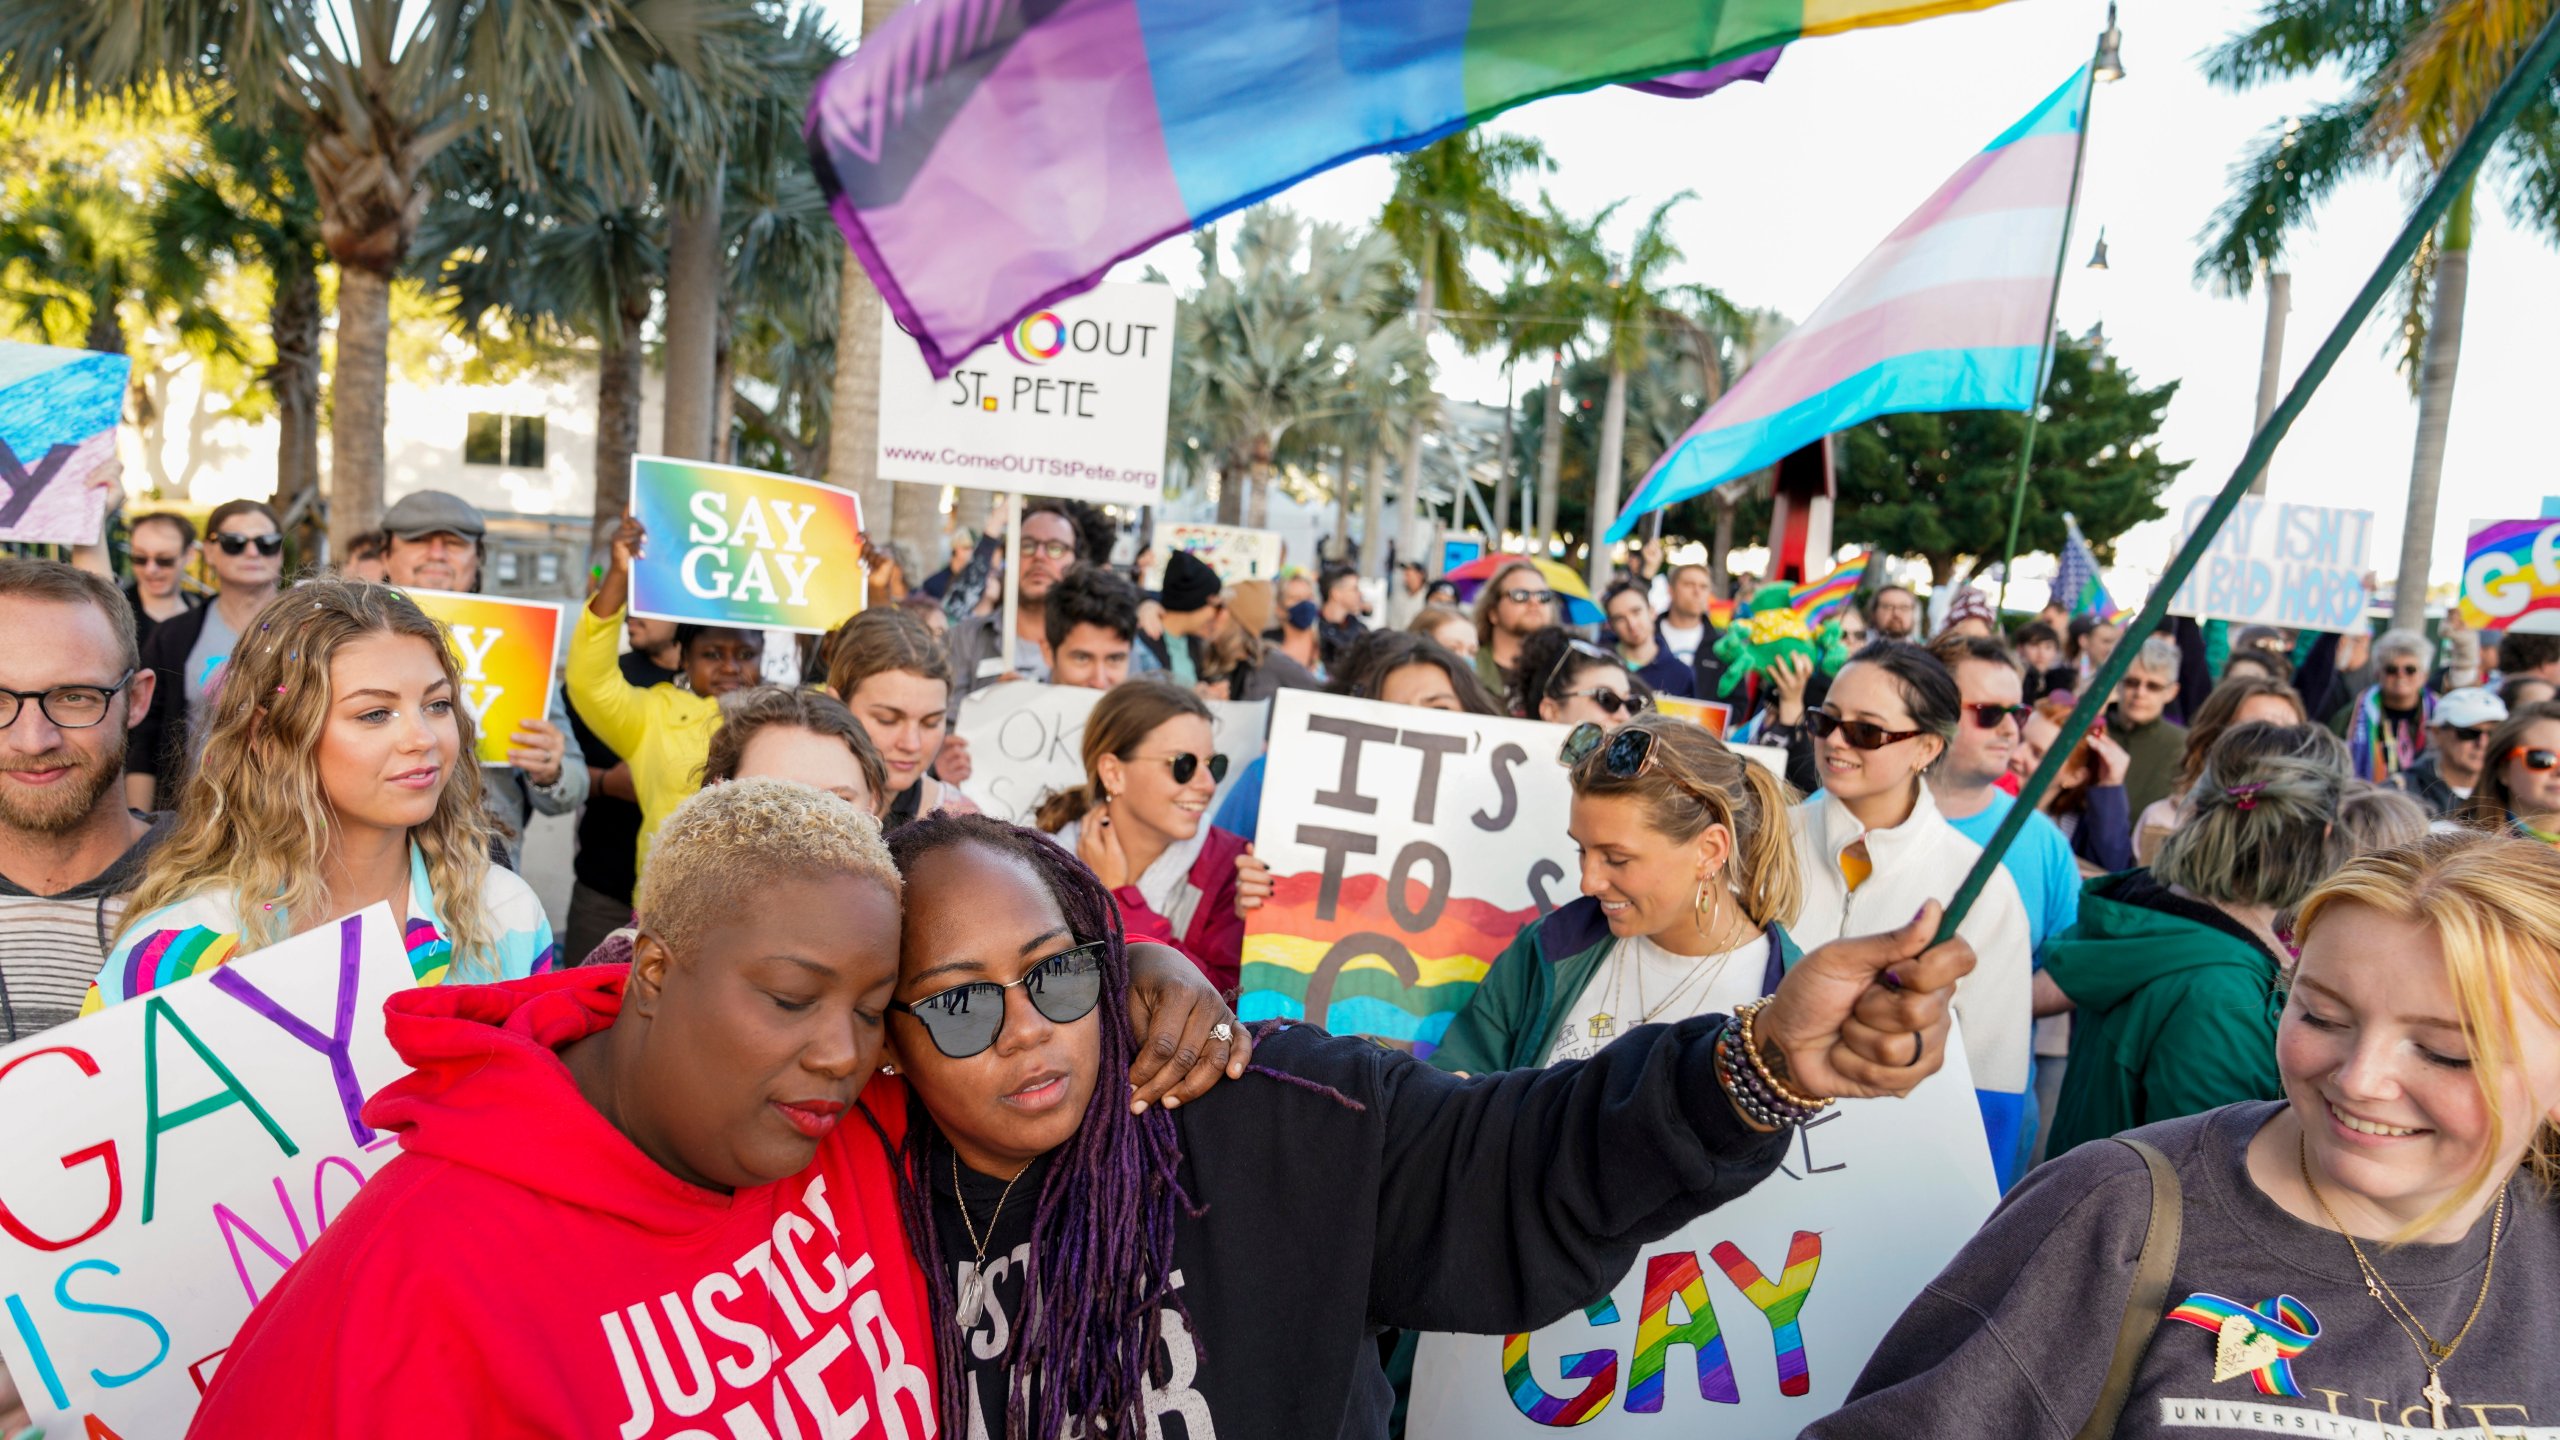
[1211,1022,1234,1044]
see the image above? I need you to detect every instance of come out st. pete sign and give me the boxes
[1407,1055,1996,1438]
[2164,497,2373,633]
[0,906,413,1438]
[876,279,1174,509]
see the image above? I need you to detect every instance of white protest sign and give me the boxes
[1239,691,1574,1057]
[0,906,415,1438]
[954,682,1268,824]
[877,279,1174,508]
[1144,523,1284,586]
[1408,1053,1998,1438]
[2165,497,2373,633]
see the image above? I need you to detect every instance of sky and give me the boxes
[810,0,2559,595]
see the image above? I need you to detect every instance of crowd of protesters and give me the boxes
[6,495,2560,1440]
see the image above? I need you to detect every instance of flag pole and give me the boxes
[1993,58,2101,617]
[1940,8,2560,943]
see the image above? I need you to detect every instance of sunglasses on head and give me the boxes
[1131,750,1229,785]
[1807,710,1929,751]
[2510,747,2560,774]
[214,532,284,557]
[1964,703,2032,730]
[889,942,1107,1059]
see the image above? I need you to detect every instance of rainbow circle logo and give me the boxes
[1002,311,1067,364]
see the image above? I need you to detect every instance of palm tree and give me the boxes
[1169,209,1412,529]
[1379,132,1550,569]
[1,0,762,558]
[2198,0,2560,623]
[151,110,327,527]
[725,162,843,480]
[825,0,912,551]
[1494,198,1606,551]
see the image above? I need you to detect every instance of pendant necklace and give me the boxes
[953,1146,1032,1329]
[2298,1134,2505,1428]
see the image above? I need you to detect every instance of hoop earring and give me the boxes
[1694,874,1718,941]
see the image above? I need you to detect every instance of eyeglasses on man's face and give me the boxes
[0,673,136,730]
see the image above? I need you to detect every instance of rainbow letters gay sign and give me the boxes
[1408,1048,1997,1436]
[2459,518,2560,631]
[0,906,412,1438]
[404,589,567,766]
[629,456,867,634]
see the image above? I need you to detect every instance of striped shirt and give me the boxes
[0,812,174,1043]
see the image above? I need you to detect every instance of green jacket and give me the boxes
[1431,894,1800,1075]
[2042,869,2284,1159]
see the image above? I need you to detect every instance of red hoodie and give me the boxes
[189,967,937,1440]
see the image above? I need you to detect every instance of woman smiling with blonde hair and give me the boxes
[92,580,554,1005]
[1815,829,2560,1438]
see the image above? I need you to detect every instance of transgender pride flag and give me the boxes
[1609,66,2090,541]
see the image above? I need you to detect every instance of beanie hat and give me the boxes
[1160,550,1222,614]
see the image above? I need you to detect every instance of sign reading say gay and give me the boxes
[629,456,867,634]
[0,906,414,1439]
[2458,518,2560,631]
[405,589,566,766]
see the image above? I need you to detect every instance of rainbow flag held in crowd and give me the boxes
[1793,551,1870,626]
[2053,512,2118,619]
[807,0,2024,377]
[1609,65,2090,540]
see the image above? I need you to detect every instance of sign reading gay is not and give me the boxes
[629,456,866,634]
[405,589,566,765]
[0,905,414,1439]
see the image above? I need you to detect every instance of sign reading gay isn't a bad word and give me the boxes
[1408,1047,1997,1438]
[0,906,414,1439]
[405,589,566,766]
[629,456,866,634]
[1239,691,1574,1058]
[2165,497,2373,633]
[2459,518,2560,631]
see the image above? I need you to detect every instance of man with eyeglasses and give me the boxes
[2346,627,2437,784]
[0,561,174,1042]
[1470,558,1558,702]
[1925,633,2099,1176]
[949,500,1081,688]
[120,511,204,651]
[2392,685,2505,818]
[126,498,287,811]
[2105,634,2189,822]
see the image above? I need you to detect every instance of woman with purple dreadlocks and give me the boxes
[862,813,1977,1440]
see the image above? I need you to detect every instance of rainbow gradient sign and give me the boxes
[628,456,867,634]
[405,589,567,766]
[2459,518,2560,631]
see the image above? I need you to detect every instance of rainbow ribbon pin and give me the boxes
[2167,1292,2322,1397]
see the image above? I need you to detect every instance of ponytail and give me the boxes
[1033,781,1099,835]
[1729,752,1803,928]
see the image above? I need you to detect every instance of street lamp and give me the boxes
[2086,227,2110,270]
[2093,3,2125,82]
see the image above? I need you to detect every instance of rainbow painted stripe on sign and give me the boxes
[2166,1293,2321,1398]
[1503,1298,1620,1426]
[111,925,239,1002]
[1711,1233,1822,1397]
[1237,872,1533,1057]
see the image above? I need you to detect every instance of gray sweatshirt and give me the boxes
[1806,1102,2560,1439]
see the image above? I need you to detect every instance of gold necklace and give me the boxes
[2297,1133,2507,1428]
[952,1146,1032,1329]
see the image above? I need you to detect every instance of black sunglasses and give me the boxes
[1131,751,1228,786]
[1561,688,1650,717]
[889,942,1107,1059]
[1808,710,1930,751]
[1964,703,2033,730]
[2446,725,2497,743]
[213,532,284,556]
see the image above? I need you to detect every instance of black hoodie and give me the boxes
[915,1015,1788,1440]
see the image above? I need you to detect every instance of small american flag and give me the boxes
[2053,513,2119,619]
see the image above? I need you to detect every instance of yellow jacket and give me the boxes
[565,604,723,877]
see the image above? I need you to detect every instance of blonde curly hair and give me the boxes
[118,579,500,967]
[636,777,902,957]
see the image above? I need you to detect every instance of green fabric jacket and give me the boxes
[2042,870,2285,1159]
[2108,711,2190,822]
[1430,895,1800,1075]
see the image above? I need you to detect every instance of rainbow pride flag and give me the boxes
[1609,65,2089,541]
[1793,551,1870,627]
[807,0,2024,378]
[1239,871,1536,1058]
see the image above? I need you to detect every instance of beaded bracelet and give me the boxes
[1716,998,1834,1129]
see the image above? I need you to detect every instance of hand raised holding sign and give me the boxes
[508,717,566,785]
[1751,901,1975,1102]
[589,513,647,620]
